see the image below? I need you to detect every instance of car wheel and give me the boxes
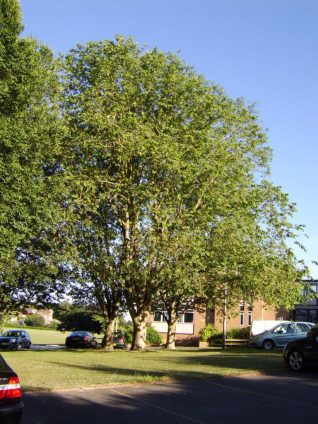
[263,339,274,350]
[288,349,305,371]
[28,342,32,349]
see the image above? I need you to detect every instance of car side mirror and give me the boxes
[277,330,283,334]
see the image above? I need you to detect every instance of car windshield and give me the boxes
[3,331,21,337]
[70,331,90,337]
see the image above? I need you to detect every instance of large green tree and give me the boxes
[0,0,61,321]
[60,36,294,350]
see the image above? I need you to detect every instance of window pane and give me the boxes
[184,312,194,323]
[154,311,162,322]
[273,325,284,333]
[295,309,308,321]
[308,309,318,323]
[296,323,310,332]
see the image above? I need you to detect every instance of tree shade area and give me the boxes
[0,0,308,350]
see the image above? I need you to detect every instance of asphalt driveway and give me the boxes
[21,370,318,424]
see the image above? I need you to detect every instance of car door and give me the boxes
[273,323,296,347]
[294,323,312,342]
[21,331,29,347]
[301,329,318,363]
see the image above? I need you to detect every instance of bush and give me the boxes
[146,325,162,345]
[24,314,46,327]
[199,324,219,341]
[226,327,250,339]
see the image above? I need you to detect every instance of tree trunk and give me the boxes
[165,319,177,350]
[130,309,150,351]
[222,291,227,350]
[102,318,116,351]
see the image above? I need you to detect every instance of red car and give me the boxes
[0,354,23,424]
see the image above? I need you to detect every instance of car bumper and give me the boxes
[0,344,19,350]
[0,400,24,416]
[249,339,263,348]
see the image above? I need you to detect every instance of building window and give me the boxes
[153,311,163,322]
[248,305,252,326]
[178,311,194,323]
[184,311,194,323]
[240,303,244,326]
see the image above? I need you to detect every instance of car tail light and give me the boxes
[0,376,22,399]
[118,338,123,343]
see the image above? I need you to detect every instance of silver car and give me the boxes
[250,321,315,350]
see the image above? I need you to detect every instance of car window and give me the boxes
[3,331,21,337]
[272,325,283,333]
[284,324,294,333]
[295,323,311,332]
[272,324,286,333]
[70,331,87,336]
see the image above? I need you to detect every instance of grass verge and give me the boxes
[1,347,285,392]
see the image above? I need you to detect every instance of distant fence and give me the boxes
[208,338,250,347]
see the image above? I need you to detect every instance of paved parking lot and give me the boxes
[31,344,65,351]
[21,370,318,424]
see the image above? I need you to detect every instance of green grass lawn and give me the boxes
[1,347,285,392]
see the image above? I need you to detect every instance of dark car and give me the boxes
[0,354,23,424]
[65,331,97,348]
[101,331,126,349]
[283,325,318,371]
[0,330,32,350]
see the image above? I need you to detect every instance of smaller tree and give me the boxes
[57,309,102,334]
[25,314,45,327]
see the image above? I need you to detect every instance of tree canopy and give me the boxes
[0,3,309,349]
[0,0,61,321]
[59,37,307,349]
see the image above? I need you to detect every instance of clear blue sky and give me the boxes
[20,0,318,277]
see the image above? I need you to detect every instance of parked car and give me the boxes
[65,331,97,348]
[250,321,315,350]
[101,331,126,349]
[0,354,23,424]
[283,325,318,371]
[0,330,32,350]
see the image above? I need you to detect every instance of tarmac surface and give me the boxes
[20,370,318,424]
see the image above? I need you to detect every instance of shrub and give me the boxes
[24,314,46,327]
[146,325,162,345]
[199,324,219,341]
[226,327,250,339]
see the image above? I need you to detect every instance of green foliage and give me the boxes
[118,321,133,344]
[226,327,250,339]
[203,327,251,341]
[57,311,103,333]
[24,314,46,327]
[0,0,62,318]
[199,324,219,342]
[146,326,162,346]
[0,8,308,348]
